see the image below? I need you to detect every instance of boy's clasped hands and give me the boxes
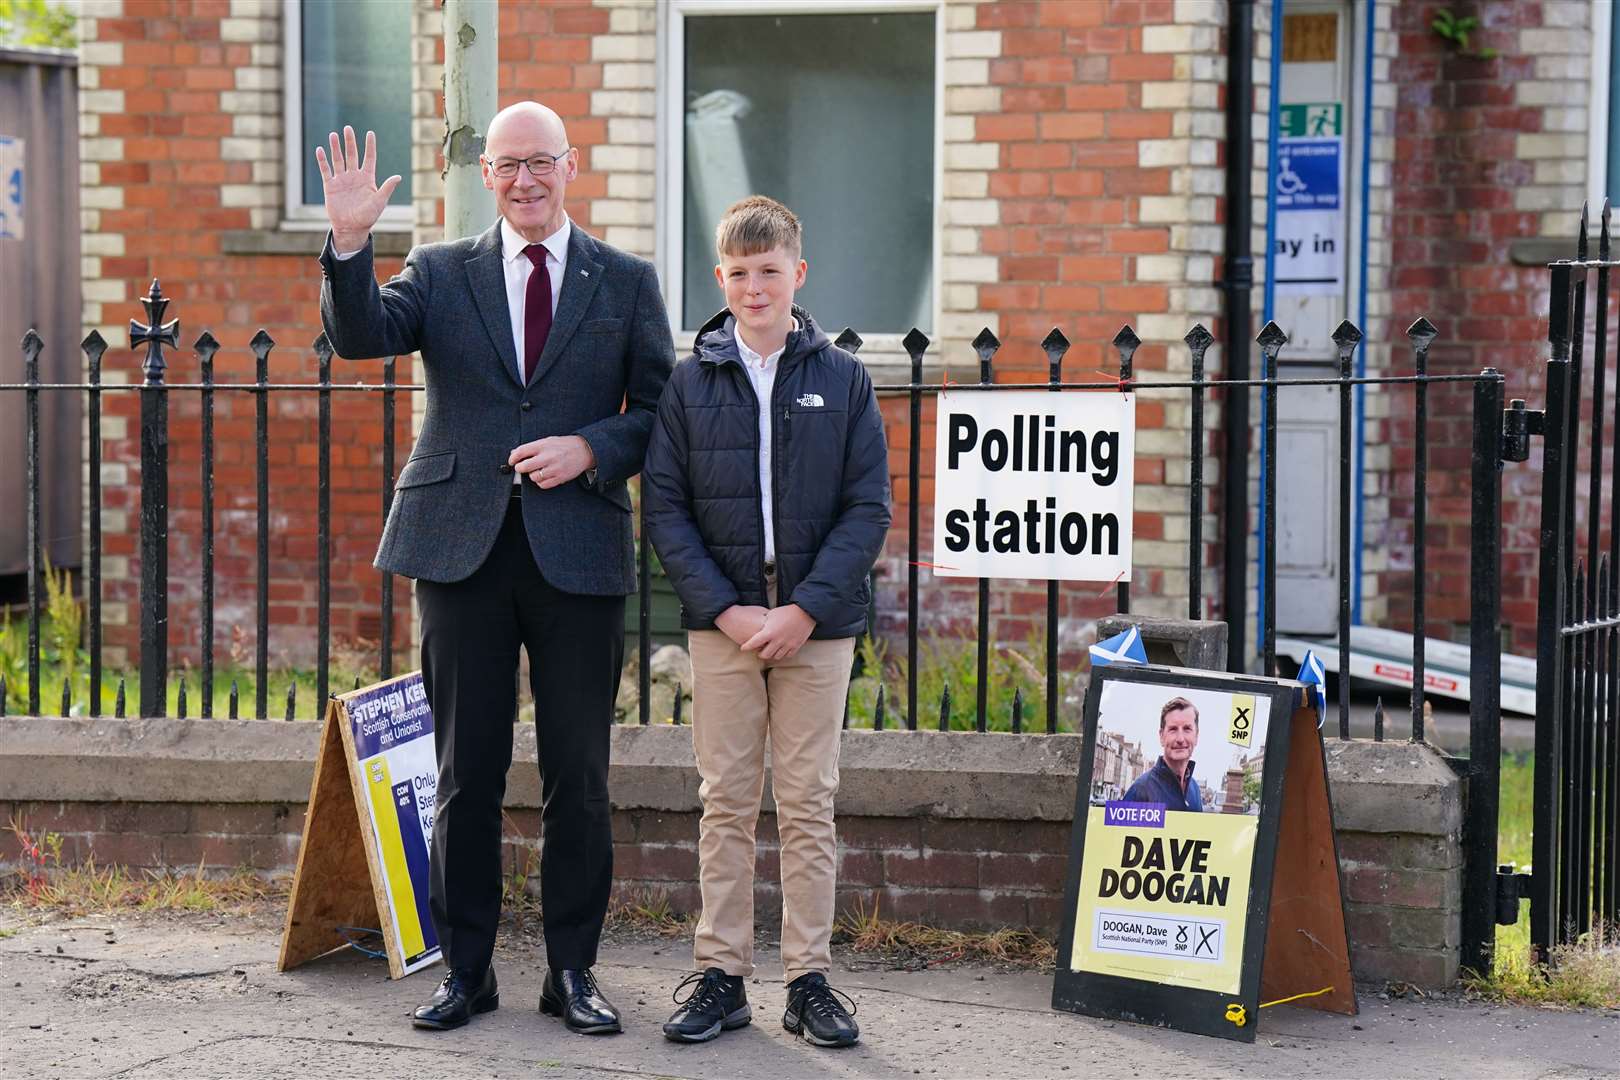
[715,603,816,660]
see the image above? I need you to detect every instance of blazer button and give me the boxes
[521,401,532,411]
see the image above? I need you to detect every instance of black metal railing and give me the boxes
[1531,201,1620,960]
[5,283,1511,956]
[3,284,1506,733]
[6,281,411,722]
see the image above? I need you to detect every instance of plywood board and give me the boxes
[1259,705,1357,1016]
[276,701,384,973]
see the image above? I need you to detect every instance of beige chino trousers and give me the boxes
[687,621,855,985]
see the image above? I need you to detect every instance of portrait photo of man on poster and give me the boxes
[1088,683,1268,818]
[1122,696,1206,812]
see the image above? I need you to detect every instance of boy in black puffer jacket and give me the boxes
[643,196,890,1048]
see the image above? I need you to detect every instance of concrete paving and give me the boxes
[2,908,1616,1079]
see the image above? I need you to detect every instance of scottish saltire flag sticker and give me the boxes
[1296,649,1327,728]
[1090,626,1147,667]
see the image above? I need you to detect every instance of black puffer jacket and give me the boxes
[643,307,891,638]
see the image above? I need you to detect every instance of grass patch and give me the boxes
[1,589,382,720]
[608,888,694,937]
[1468,752,1620,1009]
[5,861,277,916]
[834,896,1055,969]
[843,631,1080,734]
[3,813,279,918]
[1470,923,1620,1009]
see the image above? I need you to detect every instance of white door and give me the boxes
[1274,2,1355,635]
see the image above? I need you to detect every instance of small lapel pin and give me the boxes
[580,269,589,277]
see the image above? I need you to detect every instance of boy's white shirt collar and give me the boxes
[501,214,570,265]
[732,315,799,369]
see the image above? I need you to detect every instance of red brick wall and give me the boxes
[1386,2,1572,654]
[89,0,1221,699]
[91,2,613,678]
[0,799,1072,934]
[496,1,607,234]
[875,0,1203,684]
[91,4,413,677]
[0,795,1459,966]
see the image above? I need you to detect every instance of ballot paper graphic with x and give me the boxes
[1090,627,1147,667]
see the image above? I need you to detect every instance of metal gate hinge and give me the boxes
[1495,863,1532,926]
[1502,400,1544,462]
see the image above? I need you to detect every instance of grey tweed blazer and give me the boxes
[318,221,675,592]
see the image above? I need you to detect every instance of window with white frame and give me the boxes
[666,3,938,335]
[283,0,413,228]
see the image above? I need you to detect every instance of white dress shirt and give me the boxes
[335,215,570,383]
[499,214,570,384]
[734,320,790,565]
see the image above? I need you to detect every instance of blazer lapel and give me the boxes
[528,226,604,389]
[464,221,523,389]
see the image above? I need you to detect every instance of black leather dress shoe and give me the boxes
[411,966,499,1030]
[540,967,623,1035]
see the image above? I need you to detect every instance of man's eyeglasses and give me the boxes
[489,150,573,179]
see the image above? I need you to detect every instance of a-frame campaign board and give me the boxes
[278,672,441,980]
[1052,663,1355,1042]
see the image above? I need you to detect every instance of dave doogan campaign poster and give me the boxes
[1070,678,1271,995]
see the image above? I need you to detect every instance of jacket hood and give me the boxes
[692,304,831,367]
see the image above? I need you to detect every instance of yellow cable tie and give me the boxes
[1260,985,1335,1009]
[1224,1003,1247,1027]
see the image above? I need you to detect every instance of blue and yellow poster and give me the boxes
[343,673,441,975]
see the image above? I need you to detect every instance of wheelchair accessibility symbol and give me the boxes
[1276,157,1307,197]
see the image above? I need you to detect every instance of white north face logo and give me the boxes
[797,393,825,408]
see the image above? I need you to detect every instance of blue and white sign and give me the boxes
[0,135,22,241]
[1275,133,1344,295]
[1276,139,1340,211]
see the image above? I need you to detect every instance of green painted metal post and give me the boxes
[443,0,497,240]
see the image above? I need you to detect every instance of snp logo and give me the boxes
[796,393,824,408]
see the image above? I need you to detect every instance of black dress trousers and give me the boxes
[416,493,624,974]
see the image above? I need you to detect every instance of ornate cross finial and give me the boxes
[130,279,179,384]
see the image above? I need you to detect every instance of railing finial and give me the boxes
[130,279,180,385]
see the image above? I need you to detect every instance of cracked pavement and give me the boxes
[2,908,1617,1079]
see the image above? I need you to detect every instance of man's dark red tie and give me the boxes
[522,244,553,384]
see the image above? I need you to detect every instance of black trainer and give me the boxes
[783,972,859,1048]
[663,968,751,1043]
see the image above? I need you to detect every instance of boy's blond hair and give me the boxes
[715,195,802,260]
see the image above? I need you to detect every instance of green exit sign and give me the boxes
[1280,103,1343,138]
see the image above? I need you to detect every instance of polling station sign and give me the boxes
[1053,664,1355,1042]
[932,389,1133,582]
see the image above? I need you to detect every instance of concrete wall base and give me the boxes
[0,718,1465,987]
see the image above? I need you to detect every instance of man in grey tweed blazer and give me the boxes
[315,102,675,1035]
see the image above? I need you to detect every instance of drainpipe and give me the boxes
[1222,0,1256,673]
